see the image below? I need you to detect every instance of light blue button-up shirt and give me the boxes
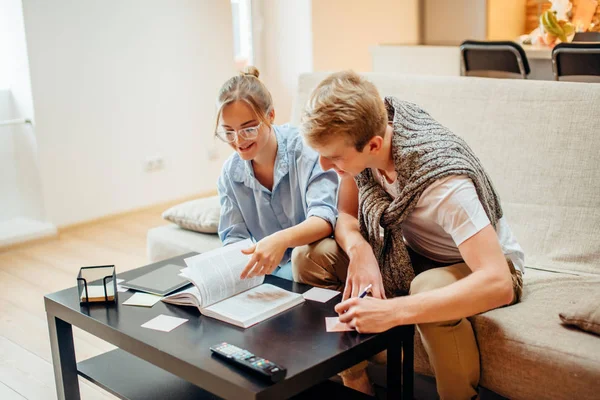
[217,124,339,267]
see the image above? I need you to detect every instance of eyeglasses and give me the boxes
[215,122,263,143]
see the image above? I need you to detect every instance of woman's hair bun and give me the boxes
[242,66,260,79]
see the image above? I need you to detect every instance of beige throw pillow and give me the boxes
[162,196,221,234]
[559,291,600,336]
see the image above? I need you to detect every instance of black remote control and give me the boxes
[210,342,287,383]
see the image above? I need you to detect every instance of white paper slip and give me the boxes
[141,314,188,332]
[116,278,128,293]
[325,317,354,332]
[80,285,115,301]
[122,292,162,307]
[302,287,341,303]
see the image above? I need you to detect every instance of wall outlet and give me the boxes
[144,156,165,172]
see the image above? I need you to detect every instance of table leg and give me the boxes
[47,314,81,400]
[402,326,415,400]
[387,328,402,399]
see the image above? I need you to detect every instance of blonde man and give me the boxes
[292,71,524,400]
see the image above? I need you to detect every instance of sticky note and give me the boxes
[325,317,353,332]
[302,287,341,303]
[141,314,188,332]
[123,292,162,307]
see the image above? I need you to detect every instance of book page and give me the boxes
[182,239,263,308]
[202,284,303,328]
[162,286,202,307]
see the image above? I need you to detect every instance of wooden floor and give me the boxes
[0,205,170,399]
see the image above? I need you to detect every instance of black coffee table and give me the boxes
[45,253,414,399]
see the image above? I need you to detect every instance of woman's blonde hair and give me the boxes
[301,70,387,151]
[214,66,273,132]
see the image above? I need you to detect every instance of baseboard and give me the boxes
[0,191,218,252]
[0,218,58,251]
[57,190,217,233]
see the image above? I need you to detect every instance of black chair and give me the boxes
[573,31,600,42]
[552,42,600,82]
[459,40,530,79]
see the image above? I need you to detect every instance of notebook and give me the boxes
[162,239,304,328]
[119,264,191,296]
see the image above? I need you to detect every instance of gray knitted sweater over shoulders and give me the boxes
[354,96,503,297]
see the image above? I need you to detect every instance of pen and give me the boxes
[341,284,373,314]
[358,283,372,299]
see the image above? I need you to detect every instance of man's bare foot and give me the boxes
[341,371,375,396]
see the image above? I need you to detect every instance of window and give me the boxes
[231,0,254,69]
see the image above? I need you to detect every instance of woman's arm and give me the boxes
[276,215,333,247]
[240,216,333,278]
[241,152,338,278]
[217,171,251,245]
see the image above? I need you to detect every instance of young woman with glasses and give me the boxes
[214,66,339,280]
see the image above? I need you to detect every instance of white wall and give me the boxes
[0,0,45,223]
[0,91,22,221]
[254,0,313,124]
[0,94,45,222]
[0,0,34,119]
[22,0,237,227]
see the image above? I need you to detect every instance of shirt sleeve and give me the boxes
[217,171,251,246]
[432,177,491,246]
[305,159,339,230]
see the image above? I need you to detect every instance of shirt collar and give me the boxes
[230,126,289,191]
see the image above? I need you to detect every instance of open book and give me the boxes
[162,239,304,328]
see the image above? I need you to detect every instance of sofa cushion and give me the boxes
[412,268,600,400]
[559,290,600,336]
[162,196,221,234]
[295,74,600,277]
[147,224,222,263]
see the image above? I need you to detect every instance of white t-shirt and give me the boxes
[372,170,524,273]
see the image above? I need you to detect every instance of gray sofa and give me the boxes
[147,74,600,400]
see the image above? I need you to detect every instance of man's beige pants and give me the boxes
[291,238,523,400]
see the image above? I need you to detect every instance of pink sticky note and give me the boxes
[325,317,354,332]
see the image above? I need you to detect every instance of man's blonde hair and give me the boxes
[301,71,387,151]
